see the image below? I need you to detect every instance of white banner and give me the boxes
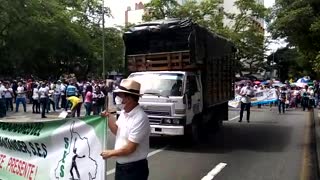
[229,89,278,108]
[0,116,107,180]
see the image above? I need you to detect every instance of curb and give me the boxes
[312,109,320,179]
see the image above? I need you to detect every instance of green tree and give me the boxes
[143,0,179,21]
[269,0,320,73]
[142,0,268,75]
[0,0,125,80]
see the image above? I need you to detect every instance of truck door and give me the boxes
[185,74,201,125]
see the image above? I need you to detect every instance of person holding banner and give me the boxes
[239,83,254,123]
[100,79,150,180]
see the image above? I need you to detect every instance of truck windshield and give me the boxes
[129,73,184,97]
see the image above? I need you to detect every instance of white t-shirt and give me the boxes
[39,87,48,98]
[115,105,150,164]
[0,85,5,99]
[16,86,26,98]
[240,86,254,103]
[32,88,39,100]
[55,84,61,95]
[4,88,13,98]
[60,84,66,95]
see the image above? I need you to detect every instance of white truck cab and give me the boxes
[120,71,203,136]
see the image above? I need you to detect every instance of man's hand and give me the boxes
[100,150,114,159]
[100,110,109,118]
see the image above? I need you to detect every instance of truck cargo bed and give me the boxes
[127,51,199,72]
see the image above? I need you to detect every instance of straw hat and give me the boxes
[113,79,141,96]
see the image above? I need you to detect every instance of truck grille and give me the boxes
[145,111,170,116]
[149,117,162,124]
[141,105,171,116]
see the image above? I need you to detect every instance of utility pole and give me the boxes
[102,0,106,79]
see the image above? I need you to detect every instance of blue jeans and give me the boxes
[16,97,26,112]
[54,94,61,109]
[84,102,92,116]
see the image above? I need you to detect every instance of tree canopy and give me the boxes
[269,0,320,74]
[0,0,124,80]
[143,0,268,74]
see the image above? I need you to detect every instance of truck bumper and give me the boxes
[151,125,184,135]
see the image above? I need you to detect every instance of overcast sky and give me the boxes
[104,0,284,52]
[105,0,276,27]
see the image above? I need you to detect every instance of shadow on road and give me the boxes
[150,122,293,154]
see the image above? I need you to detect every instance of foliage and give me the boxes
[142,0,268,74]
[266,47,314,81]
[269,0,320,73]
[0,0,124,80]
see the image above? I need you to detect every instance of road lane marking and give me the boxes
[229,115,240,121]
[201,163,227,180]
[106,146,168,176]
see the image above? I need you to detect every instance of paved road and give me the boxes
[1,105,316,180]
[105,108,315,180]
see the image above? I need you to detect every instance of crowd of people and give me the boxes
[0,78,116,118]
[235,79,319,122]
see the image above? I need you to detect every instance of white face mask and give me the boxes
[115,96,124,110]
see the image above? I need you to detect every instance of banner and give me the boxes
[229,89,278,108]
[0,116,107,180]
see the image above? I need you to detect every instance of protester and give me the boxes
[32,83,40,114]
[278,87,287,114]
[100,79,150,180]
[84,85,93,116]
[0,82,6,117]
[39,83,49,118]
[4,82,14,112]
[239,83,254,123]
[67,96,82,117]
[15,81,27,112]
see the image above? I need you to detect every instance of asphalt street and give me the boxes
[106,107,315,180]
[2,105,316,180]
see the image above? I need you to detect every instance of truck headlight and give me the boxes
[172,119,180,125]
[163,119,172,124]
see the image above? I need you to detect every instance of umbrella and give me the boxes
[293,82,308,88]
[236,80,252,85]
[253,81,261,85]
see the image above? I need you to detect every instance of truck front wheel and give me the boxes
[183,115,203,144]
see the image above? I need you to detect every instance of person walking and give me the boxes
[15,81,27,112]
[239,83,254,123]
[84,85,93,116]
[100,79,150,180]
[4,82,14,112]
[39,83,49,118]
[32,83,40,114]
[0,81,6,117]
[278,87,287,114]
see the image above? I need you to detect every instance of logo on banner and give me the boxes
[54,121,98,180]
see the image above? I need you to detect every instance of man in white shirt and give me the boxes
[39,83,49,118]
[100,79,150,180]
[54,80,62,109]
[4,83,13,111]
[0,81,6,117]
[15,82,27,112]
[60,82,66,109]
[239,83,254,123]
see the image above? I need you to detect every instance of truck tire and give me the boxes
[183,114,202,145]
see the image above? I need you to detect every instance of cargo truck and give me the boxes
[121,18,236,142]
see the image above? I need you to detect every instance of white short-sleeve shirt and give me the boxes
[114,105,150,164]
